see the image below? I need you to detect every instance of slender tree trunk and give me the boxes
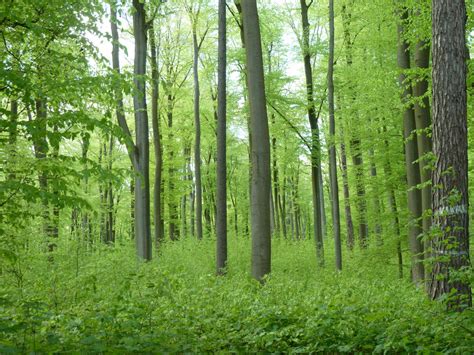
[106,134,115,243]
[150,24,164,247]
[429,0,472,309]
[7,100,18,181]
[165,92,179,241]
[130,168,135,238]
[132,0,151,260]
[300,0,324,266]
[216,0,227,274]
[397,6,424,284]
[341,2,367,248]
[192,27,203,241]
[369,148,383,245]
[34,99,53,249]
[340,141,354,249]
[413,40,432,241]
[328,0,341,270]
[241,0,271,282]
[110,1,136,242]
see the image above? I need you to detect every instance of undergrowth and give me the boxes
[0,237,472,353]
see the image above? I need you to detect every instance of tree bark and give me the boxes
[340,141,354,249]
[241,0,271,282]
[216,0,227,274]
[191,21,203,240]
[328,0,341,270]
[413,40,432,240]
[149,24,164,247]
[132,0,151,260]
[429,0,472,309]
[300,0,324,266]
[397,6,424,284]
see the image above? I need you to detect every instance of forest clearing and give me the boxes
[1,0,473,352]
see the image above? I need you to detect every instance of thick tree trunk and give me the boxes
[216,0,227,274]
[132,0,151,260]
[328,0,341,270]
[241,0,271,282]
[300,0,324,266]
[149,24,164,247]
[429,0,472,309]
[397,7,424,284]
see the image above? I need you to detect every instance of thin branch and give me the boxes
[267,100,311,151]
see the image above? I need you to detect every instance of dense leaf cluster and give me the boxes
[1,238,472,353]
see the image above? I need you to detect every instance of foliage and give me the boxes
[1,238,472,353]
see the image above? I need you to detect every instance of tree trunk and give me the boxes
[413,40,432,241]
[110,1,136,242]
[369,148,383,245]
[241,0,271,282]
[192,26,203,241]
[167,94,178,241]
[328,0,341,270]
[397,6,424,284]
[340,141,354,249]
[300,0,324,266]
[132,0,151,260]
[7,100,18,181]
[33,99,53,248]
[429,0,472,309]
[149,24,164,248]
[216,0,227,274]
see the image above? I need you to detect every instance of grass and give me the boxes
[0,236,473,353]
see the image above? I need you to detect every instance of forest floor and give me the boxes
[1,237,473,353]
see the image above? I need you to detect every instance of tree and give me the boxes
[150,23,164,247]
[429,0,472,309]
[216,0,227,274]
[299,0,324,265]
[241,0,271,282]
[328,0,341,270]
[397,4,424,284]
[186,1,204,241]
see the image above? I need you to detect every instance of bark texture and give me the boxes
[328,0,341,270]
[216,0,227,274]
[150,24,164,247]
[300,0,324,265]
[241,0,271,282]
[132,0,151,260]
[430,0,472,309]
[397,7,424,284]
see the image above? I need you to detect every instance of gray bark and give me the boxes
[241,0,271,282]
[340,141,354,249]
[216,0,227,274]
[192,24,203,240]
[149,24,164,247]
[429,0,472,309]
[132,0,151,260]
[300,0,324,266]
[397,6,424,284]
[328,0,341,270]
[413,41,432,241]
